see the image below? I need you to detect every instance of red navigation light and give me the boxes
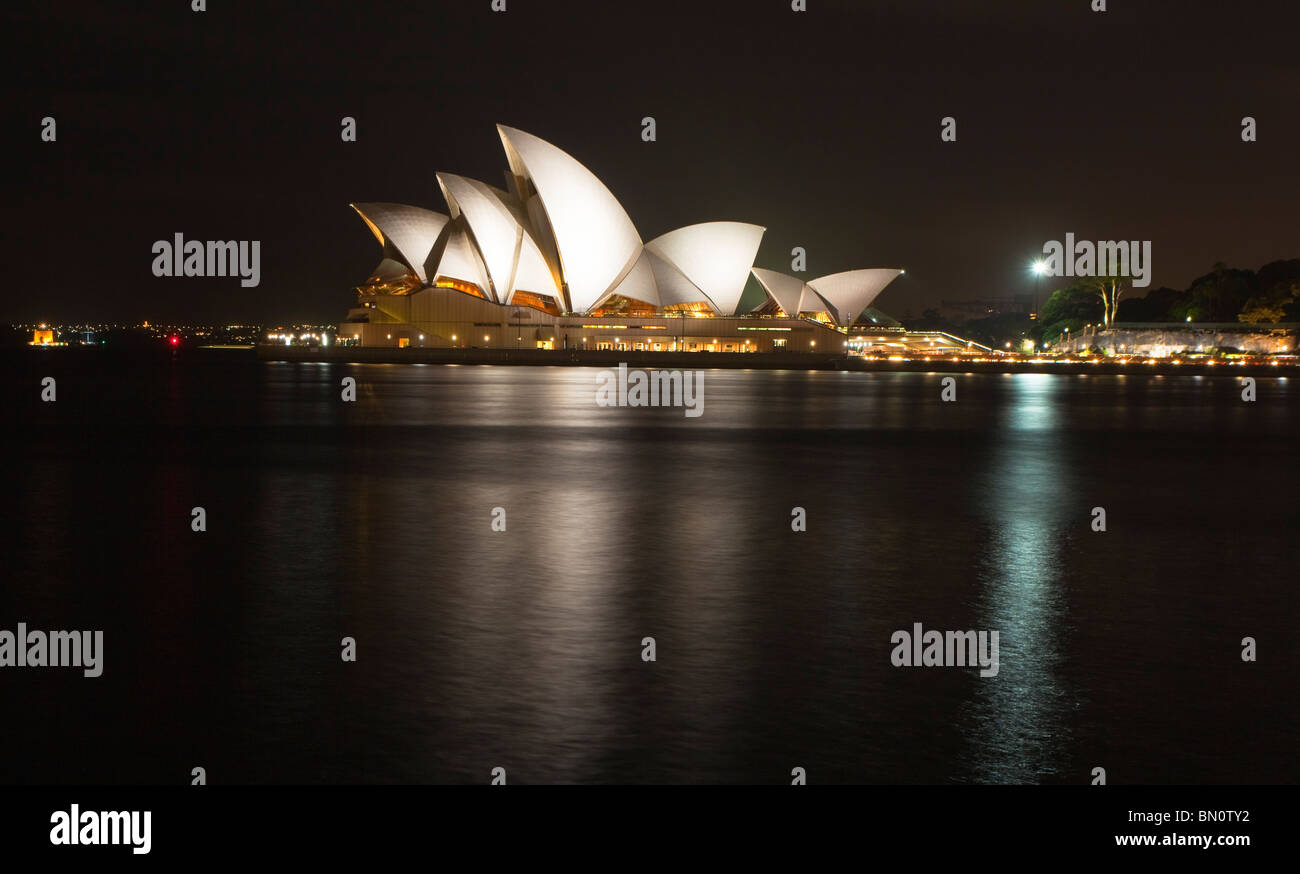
[169,336,180,346]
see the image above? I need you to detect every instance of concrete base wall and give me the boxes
[257,345,852,369]
[337,286,845,353]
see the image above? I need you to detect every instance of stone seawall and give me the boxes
[252,345,1298,376]
[1055,325,1296,355]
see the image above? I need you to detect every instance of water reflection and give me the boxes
[5,361,1295,783]
[968,374,1077,782]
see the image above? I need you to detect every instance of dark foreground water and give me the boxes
[2,352,1296,784]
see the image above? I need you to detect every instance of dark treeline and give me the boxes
[904,259,1300,349]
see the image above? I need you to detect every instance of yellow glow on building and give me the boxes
[358,274,421,296]
[435,278,487,299]
[590,295,658,318]
[662,302,715,316]
[511,290,562,316]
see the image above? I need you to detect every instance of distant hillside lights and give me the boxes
[1041,234,1152,288]
[151,234,261,288]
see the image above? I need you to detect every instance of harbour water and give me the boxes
[2,353,1295,784]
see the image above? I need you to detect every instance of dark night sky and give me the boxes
[7,0,1298,324]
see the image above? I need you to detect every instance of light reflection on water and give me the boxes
[968,374,1075,782]
[2,362,1295,784]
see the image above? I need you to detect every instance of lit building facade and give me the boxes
[341,125,903,350]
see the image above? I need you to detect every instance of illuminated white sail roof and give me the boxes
[497,125,642,314]
[436,174,520,302]
[645,222,765,316]
[750,267,817,317]
[650,251,717,312]
[351,203,448,282]
[427,222,491,296]
[368,257,412,282]
[807,269,904,325]
[510,234,561,301]
[593,249,661,311]
[798,285,834,315]
[350,128,902,324]
[435,172,562,305]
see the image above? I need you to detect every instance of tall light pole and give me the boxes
[1031,259,1049,319]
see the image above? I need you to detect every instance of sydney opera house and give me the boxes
[340,125,903,353]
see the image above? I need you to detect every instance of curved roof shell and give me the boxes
[595,249,661,310]
[649,250,717,312]
[351,202,448,283]
[645,222,765,316]
[425,220,491,296]
[497,125,642,314]
[436,173,563,304]
[807,269,904,325]
[750,267,822,317]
